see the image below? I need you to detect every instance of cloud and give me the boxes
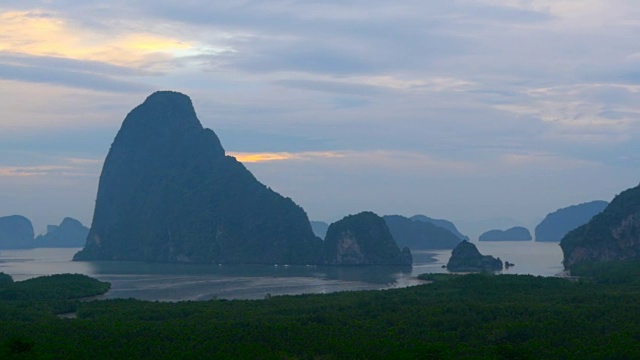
[232,149,478,173]
[0,157,102,177]
[0,61,151,93]
[0,10,197,69]
[0,165,72,177]
[229,151,343,163]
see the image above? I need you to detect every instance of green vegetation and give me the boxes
[2,265,640,359]
[0,273,110,321]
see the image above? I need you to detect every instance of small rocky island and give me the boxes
[479,226,531,241]
[446,241,503,272]
[323,212,412,266]
[561,184,640,269]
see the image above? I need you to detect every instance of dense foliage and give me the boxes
[535,200,608,242]
[561,184,640,268]
[2,265,640,359]
[74,91,322,265]
[0,273,110,322]
[384,215,461,249]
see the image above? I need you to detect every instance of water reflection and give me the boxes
[0,242,563,301]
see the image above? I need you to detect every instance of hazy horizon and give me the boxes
[2,1,640,235]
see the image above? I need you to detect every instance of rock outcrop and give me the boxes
[446,241,503,272]
[410,214,467,240]
[561,185,640,269]
[74,91,321,264]
[479,226,532,241]
[0,215,34,249]
[323,212,412,266]
[535,200,608,242]
[383,215,461,249]
[35,217,89,248]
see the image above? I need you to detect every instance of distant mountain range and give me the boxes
[479,226,532,241]
[0,215,88,249]
[409,215,467,240]
[535,200,609,242]
[383,215,462,250]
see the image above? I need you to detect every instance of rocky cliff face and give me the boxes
[535,200,608,242]
[74,91,321,264]
[35,217,88,248]
[479,226,531,241]
[561,185,640,269]
[323,212,412,266]
[383,215,461,249]
[0,215,34,249]
[446,241,503,272]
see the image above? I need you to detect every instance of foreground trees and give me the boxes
[1,265,640,359]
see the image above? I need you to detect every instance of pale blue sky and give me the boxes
[1,1,640,236]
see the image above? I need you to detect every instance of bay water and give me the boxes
[0,241,563,301]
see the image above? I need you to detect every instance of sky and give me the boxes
[2,0,640,237]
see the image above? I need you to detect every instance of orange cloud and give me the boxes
[0,10,193,68]
[229,151,344,163]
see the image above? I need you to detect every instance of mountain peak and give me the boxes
[119,90,203,138]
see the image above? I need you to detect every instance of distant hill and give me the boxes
[73,91,321,264]
[384,215,461,249]
[561,185,640,269]
[35,217,89,248]
[324,212,412,266]
[456,217,521,240]
[0,215,34,249]
[535,200,609,242]
[310,221,329,239]
[410,215,467,240]
[479,227,532,241]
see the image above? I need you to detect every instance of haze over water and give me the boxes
[0,241,563,301]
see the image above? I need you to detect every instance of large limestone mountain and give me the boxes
[323,212,412,266]
[74,91,321,264]
[561,185,640,269]
[535,200,608,242]
[0,215,34,249]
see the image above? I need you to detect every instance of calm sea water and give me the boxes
[0,241,563,301]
